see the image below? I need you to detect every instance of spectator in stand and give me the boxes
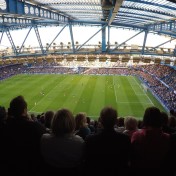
[123,116,139,138]
[75,112,91,140]
[161,111,176,134]
[40,108,84,175]
[116,117,125,133]
[44,110,54,133]
[170,132,176,174]
[85,106,131,176]
[0,106,6,129]
[131,107,172,176]
[170,109,176,118]
[86,116,95,134]
[137,119,143,129]
[0,95,46,176]
[30,113,38,122]
[168,116,176,129]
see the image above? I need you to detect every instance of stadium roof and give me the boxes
[0,0,176,28]
[32,0,176,26]
[0,0,176,57]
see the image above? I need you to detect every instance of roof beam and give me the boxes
[147,20,176,33]
[118,11,162,21]
[110,29,144,51]
[75,24,108,52]
[126,0,176,11]
[120,6,175,18]
[2,0,70,23]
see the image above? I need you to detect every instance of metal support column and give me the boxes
[106,26,110,51]
[102,24,106,52]
[142,30,148,55]
[69,23,75,53]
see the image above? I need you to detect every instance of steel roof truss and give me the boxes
[69,23,75,53]
[110,29,144,51]
[18,26,33,54]
[142,30,148,55]
[45,24,67,53]
[146,38,175,52]
[0,28,5,45]
[5,28,17,55]
[34,25,44,54]
[75,24,108,52]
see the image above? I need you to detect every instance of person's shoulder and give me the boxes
[131,129,145,142]
[85,132,99,141]
[28,120,46,133]
[41,133,51,139]
[114,130,131,141]
[72,134,85,143]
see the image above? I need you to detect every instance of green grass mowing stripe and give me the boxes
[62,75,90,113]
[27,75,64,111]
[114,76,149,118]
[126,76,150,117]
[72,75,92,115]
[104,76,117,108]
[88,75,106,118]
[29,74,76,112]
[117,76,135,116]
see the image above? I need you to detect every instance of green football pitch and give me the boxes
[0,74,166,120]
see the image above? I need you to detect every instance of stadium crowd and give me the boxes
[0,96,176,176]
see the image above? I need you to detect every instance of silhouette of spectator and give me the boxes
[75,112,91,140]
[161,111,176,134]
[123,116,139,138]
[0,95,46,176]
[85,106,131,176]
[44,110,54,133]
[30,113,38,122]
[168,116,176,129]
[0,106,6,129]
[86,116,95,134]
[170,109,176,118]
[137,119,143,129]
[116,117,125,133]
[170,132,176,174]
[40,108,84,175]
[131,107,171,176]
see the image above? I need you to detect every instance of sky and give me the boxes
[0,26,175,50]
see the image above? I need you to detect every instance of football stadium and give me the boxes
[0,0,176,176]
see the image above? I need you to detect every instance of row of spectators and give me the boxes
[27,67,77,74]
[0,64,26,80]
[0,96,176,176]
